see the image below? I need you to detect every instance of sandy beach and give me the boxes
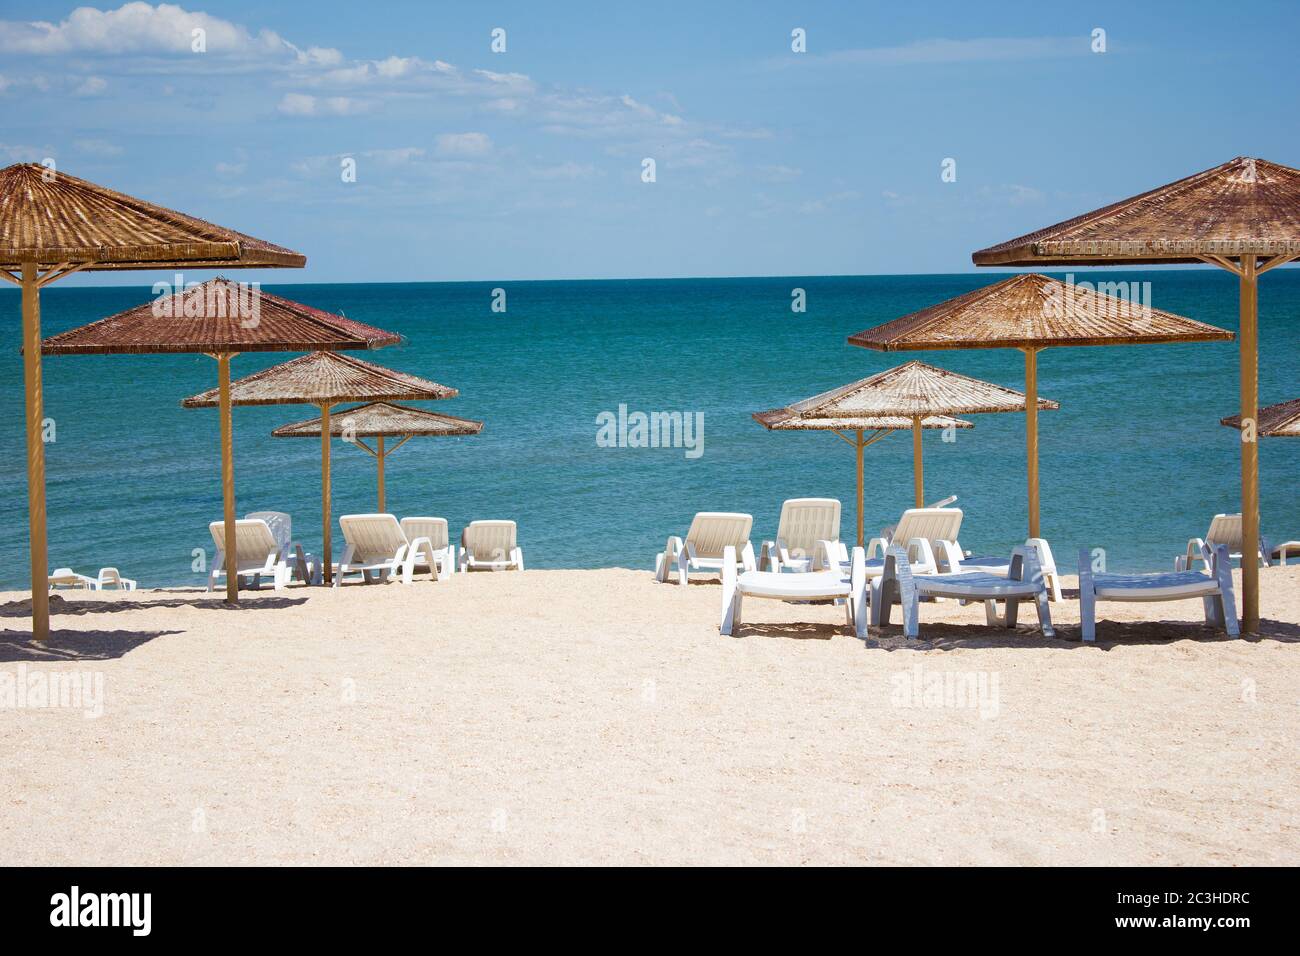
[1,565,1296,866]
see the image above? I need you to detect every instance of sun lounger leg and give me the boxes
[1077,549,1096,642]
[984,600,1003,626]
[1211,544,1240,637]
[720,547,737,635]
[1032,589,1054,638]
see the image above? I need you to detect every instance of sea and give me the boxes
[1,270,1297,589]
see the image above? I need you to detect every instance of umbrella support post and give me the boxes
[20,263,50,639]
[376,435,385,513]
[321,404,332,584]
[856,429,865,548]
[216,353,238,602]
[1239,255,1259,633]
[911,416,924,508]
[1023,347,1040,539]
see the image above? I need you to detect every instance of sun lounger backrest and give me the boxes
[246,511,292,556]
[686,512,753,559]
[892,508,963,558]
[401,517,449,551]
[210,520,280,565]
[463,520,517,561]
[339,514,406,562]
[1206,513,1243,552]
[777,498,840,556]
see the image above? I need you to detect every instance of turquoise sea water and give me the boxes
[1,270,1297,589]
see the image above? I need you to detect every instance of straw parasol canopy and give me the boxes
[1221,398,1300,438]
[183,352,457,581]
[849,275,1231,539]
[2,162,307,637]
[44,278,395,604]
[754,361,1054,546]
[971,156,1299,632]
[272,401,483,511]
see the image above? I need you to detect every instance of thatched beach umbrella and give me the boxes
[754,361,1055,546]
[972,156,1300,630]
[43,278,397,601]
[1221,398,1300,438]
[183,353,456,581]
[848,274,1231,539]
[2,163,306,636]
[271,401,483,511]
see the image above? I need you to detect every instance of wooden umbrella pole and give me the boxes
[376,434,386,512]
[321,404,332,584]
[856,428,865,548]
[217,353,238,602]
[911,415,924,508]
[1239,255,1260,632]
[1024,347,1040,538]
[21,263,50,640]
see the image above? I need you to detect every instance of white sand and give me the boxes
[1,565,1297,866]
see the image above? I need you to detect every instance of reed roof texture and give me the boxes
[272,401,483,438]
[42,278,400,355]
[972,157,1300,266]
[183,351,456,407]
[1,163,305,270]
[753,409,972,432]
[848,273,1233,351]
[1220,398,1300,437]
[762,361,1057,420]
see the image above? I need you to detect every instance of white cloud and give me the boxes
[74,75,107,96]
[0,2,341,64]
[435,132,491,157]
[277,92,366,116]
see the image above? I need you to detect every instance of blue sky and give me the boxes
[2,0,1297,283]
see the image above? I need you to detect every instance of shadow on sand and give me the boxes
[0,592,308,618]
[0,628,182,662]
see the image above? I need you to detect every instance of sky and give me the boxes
[2,0,1298,284]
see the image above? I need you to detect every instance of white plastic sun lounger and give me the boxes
[758,498,843,572]
[958,537,1064,602]
[48,568,98,590]
[459,520,524,572]
[246,510,317,584]
[864,507,965,577]
[94,567,136,591]
[1175,513,1285,570]
[1080,546,1239,642]
[335,514,435,587]
[209,519,292,592]
[400,517,454,578]
[722,544,868,638]
[656,512,756,585]
[872,544,1055,639]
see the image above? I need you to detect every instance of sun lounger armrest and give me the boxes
[817,539,843,573]
[1177,537,1208,571]
[907,537,937,573]
[936,539,964,572]
[759,539,778,572]
[866,536,888,560]
[740,541,757,572]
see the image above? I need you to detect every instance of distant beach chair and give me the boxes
[459,520,524,572]
[335,514,435,587]
[958,537,1065,602]
[1081,546,1239,642]
[401,517,455,578]
[1175,513,1286,570]
[209,519,293,592]
[246,510,317,584]
[721,544,869,637]
[873,544,1055,639]
[865,506,965,576]
[48,567,98,590]
[94,567,136,591]
[656,512,755,585]
[758,498,843,572]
